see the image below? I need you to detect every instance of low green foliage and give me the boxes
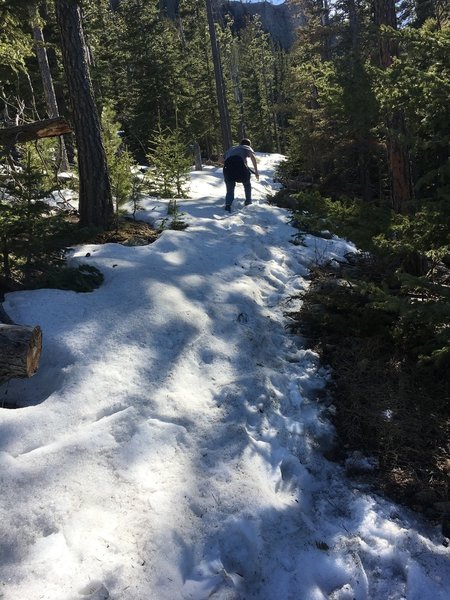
[129,170,146,220]
[282,186,449,519]
[292,261,449,515]
[0,145,60,285]
[157,200,188,232]
[288,190,392,252]
[286,189,450,368]
[40,264,104,293]
[0,142,106,295]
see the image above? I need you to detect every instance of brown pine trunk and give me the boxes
[55,0,113,229]
[347,0,373,201]
[373,0,412,213]
[386,110,412,213]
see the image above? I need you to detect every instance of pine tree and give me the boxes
[0,1,33,89]
[235,15,283,152]
[88,0,190,161]
[178,0,222,159]
[147,126,191,198]
[282,0,380,197]
[101,102,133,229]
[0,144,61,284]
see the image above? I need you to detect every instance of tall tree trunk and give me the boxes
[374,0,412,213]
[30,4,70,172]
[54,0,113,229]
[321,0,333,61]
[347,0,372,201]
[205,0,232,153]
[229,47,246,141]
[193,141,203,171]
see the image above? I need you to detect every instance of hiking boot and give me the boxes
[245,201,252,206]
[224,204,231,212]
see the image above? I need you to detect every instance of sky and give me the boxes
[1,154,449,599]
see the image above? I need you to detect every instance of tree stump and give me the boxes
[0,323,42,385]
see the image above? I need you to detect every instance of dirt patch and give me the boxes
[92,218,160,246]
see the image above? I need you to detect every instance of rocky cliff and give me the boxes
[158,1,303,49]
[221,1,304,49]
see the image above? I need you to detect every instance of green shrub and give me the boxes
[101,103,134,229]
[40,264,104,293]
[146,126,191,198]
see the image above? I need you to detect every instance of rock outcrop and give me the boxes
[221,1,304,49]
[157,0,303,49]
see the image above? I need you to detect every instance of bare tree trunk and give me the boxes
[321,0,333,61]
[30,4,70,172]
[205,0,232,152]
[374,0,412,213]
[54,0,113,229]
[193,141,203,171]
[347,0,372,202]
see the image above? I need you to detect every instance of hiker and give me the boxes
[223,138,259,212]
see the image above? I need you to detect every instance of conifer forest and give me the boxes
[1,0,450,532]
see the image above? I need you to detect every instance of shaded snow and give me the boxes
[1,154,448,599]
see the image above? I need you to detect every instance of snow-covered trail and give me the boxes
[1,155,449,599]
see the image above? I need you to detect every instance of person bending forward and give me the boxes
[223,138,259,212]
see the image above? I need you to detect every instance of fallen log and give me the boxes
[0,307,42,386]
[0,116,72,146]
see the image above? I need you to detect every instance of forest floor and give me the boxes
[92,218,160,246]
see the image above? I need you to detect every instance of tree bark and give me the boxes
[0,323,42,385]
[55,0,114,229]
[193,141,203,171]
[205,0,232,152]
[30,5,70,172]
[0,117,72,146]
[347,0,373,202]
[374,0,412,212]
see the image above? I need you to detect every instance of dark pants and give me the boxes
[225,178,252,207]
[223,156,252,208]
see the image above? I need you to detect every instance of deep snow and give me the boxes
[1,154,449,600]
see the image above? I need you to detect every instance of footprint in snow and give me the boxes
[218,518,261,582]
[78,580,109,599]
[200,348,215,364]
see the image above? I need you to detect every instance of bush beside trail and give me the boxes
[276,190,450,535]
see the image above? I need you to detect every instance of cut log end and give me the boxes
[0,324,43,385]
[26,326,43,377]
